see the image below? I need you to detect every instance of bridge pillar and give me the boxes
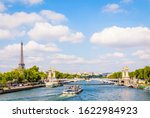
[121,66,130,86]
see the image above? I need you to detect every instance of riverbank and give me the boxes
[0,84,45,94]
[122,83,150,92]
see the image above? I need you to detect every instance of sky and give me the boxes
[0,0,150,73]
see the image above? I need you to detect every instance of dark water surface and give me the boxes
[0,80,150,101]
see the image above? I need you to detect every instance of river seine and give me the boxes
[0,80,150,101]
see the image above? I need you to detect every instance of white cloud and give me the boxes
[0,29,12,39]
[91,26,150,48]
[103,52,126,58]
[50,54,84,64]
[133,50,150,60]
[0,28,26,40]
[0,10,82,43]
[25,41,60,52]
[28,22,69,40]
[0,10,66,29]
[25,56,44,64]
[0,12,43,29]
[0,44,20,65]
[0,1,6,12]
[103,3,123,13]
[59,32,85,43]
[28,22,84,43]
[0,40,61,71]
[49,53,103,65]
[0,41,60,61]
[40,10,67,23]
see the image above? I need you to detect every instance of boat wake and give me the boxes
[59,94,76,98]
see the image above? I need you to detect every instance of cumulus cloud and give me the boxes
[0,10,66,29]
[0,10,83,43]
[0,40,62,71]
[40,10,67,23]
[28,22,69,40]
[0,12,43,29]
[0,43,19,60]
[102,52,126,58]
[0,28,26,40]
[50,54,84,64]
[0,1,6,12]
[90,26,150,48]
[59,32,85,43]
[102,3,123,13]
[0,41,60,61]
[50,54,101,65]
[0,29,12,39]
[28,22,84,43]
[25,41,60,52]
[133,50,150,60]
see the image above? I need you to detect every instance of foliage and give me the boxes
[107,72,122,79]
[129,72,135,79]
[1,78,7,87]
[144,66,150,82]
[138,85,146,89]
[55,71,80,79]
[107,66,150,83]
[0,73,2,81]
[0,66,47,86]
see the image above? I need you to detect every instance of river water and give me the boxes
[0,80,150,101]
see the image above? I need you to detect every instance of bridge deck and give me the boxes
[66,83,114,85]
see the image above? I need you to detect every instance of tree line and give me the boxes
[0,66,47,87]
[55,71,80,79]
[55,71,103,79]
[107,66,150,83]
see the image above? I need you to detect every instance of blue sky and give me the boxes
[0,0,150,73]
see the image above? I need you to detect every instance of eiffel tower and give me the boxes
[18,42,25,69]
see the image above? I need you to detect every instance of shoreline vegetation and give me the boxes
[107,66,150,89]
[0,66,47,94]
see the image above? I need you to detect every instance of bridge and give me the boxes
[65,83,114,86]
[62,78,117,86]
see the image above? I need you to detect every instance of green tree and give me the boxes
[135,69,144,80]
[107,72,122,79]
[25,66,44,82]
[1,78,7,87]
[129,72,135,79]
[0,73,2,81]
[144,66,150,82]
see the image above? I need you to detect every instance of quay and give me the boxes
[0,84,45,94]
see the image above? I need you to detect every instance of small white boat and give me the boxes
[63,85,83,95]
